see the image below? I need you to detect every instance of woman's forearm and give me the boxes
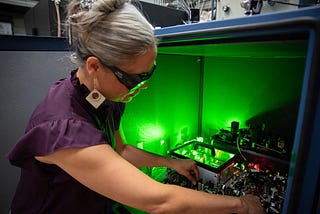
[118,143,172,168]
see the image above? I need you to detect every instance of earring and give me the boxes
[86,78,106,109]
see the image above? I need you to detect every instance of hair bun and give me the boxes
[66,0,156,68]
[80,0,97,10]
[92,0,127,14]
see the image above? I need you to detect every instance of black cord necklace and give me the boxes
[94,114,116,149]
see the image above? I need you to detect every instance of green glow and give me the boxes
[157,41,307,58]
[118,36,308,214]
[192,150,198,155]
[130,81,147,93]
[196,136,204,142]
[121,40,306,164]
[121,54,201,154]
[138,124,164,142]
[201,56,305,138]
[173,142,235,169]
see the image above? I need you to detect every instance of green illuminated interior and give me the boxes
[118,38,308,214]
[121,40,307,156]
[121,54,201,155]
[172,142,235,169]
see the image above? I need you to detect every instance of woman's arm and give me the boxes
[114,130,199,184]
[35,144,263,214]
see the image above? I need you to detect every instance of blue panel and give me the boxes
[155,6,320,37]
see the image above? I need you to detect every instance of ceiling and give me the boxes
[0,0,39,7]
[0,0,39,14]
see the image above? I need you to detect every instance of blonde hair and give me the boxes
[67,0,156,66]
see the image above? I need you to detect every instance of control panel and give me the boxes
[216,0,299,20]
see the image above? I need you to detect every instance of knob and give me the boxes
[222,5,230,12]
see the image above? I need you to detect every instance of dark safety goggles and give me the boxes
[104,61,156,92]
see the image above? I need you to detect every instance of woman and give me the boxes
[7,0,264,213]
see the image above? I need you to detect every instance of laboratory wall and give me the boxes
[121,54,201,155]
[154,38,308,159]
[201,56,305,144]
[0,50,75,213]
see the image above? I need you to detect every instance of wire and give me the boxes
[53,0,61,37]
[176,0,191,22]
[236,135,247,161]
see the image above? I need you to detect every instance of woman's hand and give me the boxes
[169,158,200,185]
[238,194,266,214]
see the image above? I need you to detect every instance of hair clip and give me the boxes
[80,0,97,10]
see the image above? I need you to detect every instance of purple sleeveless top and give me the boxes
[7,70,125,214]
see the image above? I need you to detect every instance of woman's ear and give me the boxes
[86,56,102,77]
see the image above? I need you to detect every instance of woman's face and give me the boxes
[96,46,157,103]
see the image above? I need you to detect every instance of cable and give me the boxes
[53,0,61,37]
[236,135,247,161]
